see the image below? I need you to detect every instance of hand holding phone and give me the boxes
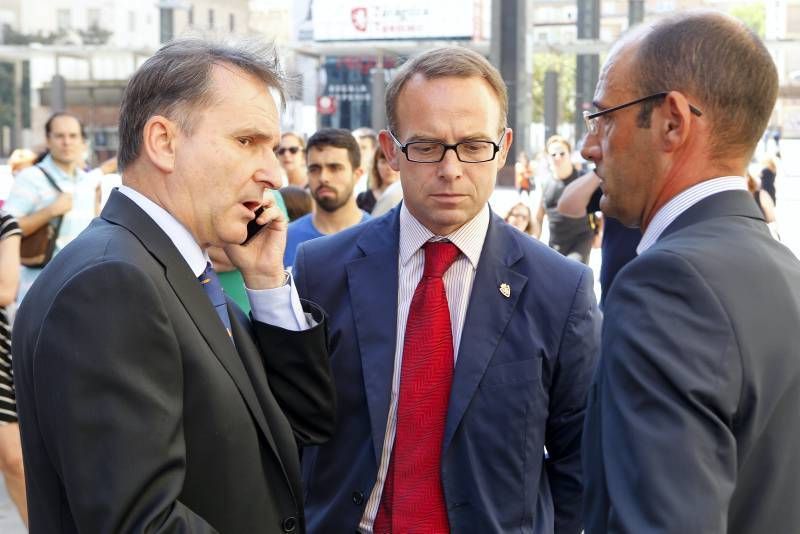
[242,206,266,245]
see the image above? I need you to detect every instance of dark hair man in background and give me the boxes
[283,128,370,268]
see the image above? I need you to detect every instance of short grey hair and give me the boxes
[118,37,287,171]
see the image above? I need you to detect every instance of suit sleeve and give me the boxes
[253,241,337,446]
[33,261,218,533]
[546,267,601,534]
[591,251,740,533]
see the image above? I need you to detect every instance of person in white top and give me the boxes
[12,37,334,534]
[294,46,600,533]
[580,11,800,534]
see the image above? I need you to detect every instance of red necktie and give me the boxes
[374,241,461,533]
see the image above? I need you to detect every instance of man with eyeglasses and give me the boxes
[293,47,600,533]
[581,12,800,534]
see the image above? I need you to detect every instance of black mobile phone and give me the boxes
[242,206,266,245]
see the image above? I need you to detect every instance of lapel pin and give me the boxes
[499,283,511,298]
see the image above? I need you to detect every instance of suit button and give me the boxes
[281,516,297,532]
[352,491,365,505]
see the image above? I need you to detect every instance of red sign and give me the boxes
[351,7,367,32]
[317,95,337,115]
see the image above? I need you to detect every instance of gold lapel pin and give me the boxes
[499,283,511,298]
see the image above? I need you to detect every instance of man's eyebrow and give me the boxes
[234,128,275,141]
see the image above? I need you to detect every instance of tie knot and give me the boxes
[198,262,225,307]
[422,241,460,278]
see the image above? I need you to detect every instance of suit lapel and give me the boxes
[346,211,400,464]
[100,190,279,459]
[443,215,528,453]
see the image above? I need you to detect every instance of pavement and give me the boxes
[1,141,798,533]
[0,477,25,532]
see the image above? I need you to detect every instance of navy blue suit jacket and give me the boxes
[294,205,601,533]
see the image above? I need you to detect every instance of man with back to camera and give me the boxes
[283,128,370,268]
[294,47,601,533]
[580,11,800,534]
[12,37,335,534]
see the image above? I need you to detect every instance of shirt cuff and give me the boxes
[246,271,313,331]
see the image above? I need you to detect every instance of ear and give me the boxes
[142,115,178,173]
[378,130,401,172]
[495,128,514,168]
[353,165,365,182]
[660,92,694,153]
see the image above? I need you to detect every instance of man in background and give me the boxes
[283,128,370,268]
[5,113,96,301]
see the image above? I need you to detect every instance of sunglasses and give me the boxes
[275,146,301,156]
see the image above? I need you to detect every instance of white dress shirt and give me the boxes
[637,176,747,255]
[118,185,309,330]
[359,203,491,532]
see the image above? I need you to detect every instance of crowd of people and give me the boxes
[0,10,797,534]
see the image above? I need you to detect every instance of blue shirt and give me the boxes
[284,212,370,268]
[5,154,100,302]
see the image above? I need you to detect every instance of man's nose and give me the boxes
[437,147,463,180]
[580,134,601,163]
[255,150,281,189]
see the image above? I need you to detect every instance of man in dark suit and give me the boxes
[581,12,800,534]
[294,47,600,533]
[12,38,335,533]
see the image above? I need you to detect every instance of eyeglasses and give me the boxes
[388,130,506,163]
[583,92,703,135]
[275,146,301,156]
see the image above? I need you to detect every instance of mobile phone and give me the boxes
[242,206,266,245]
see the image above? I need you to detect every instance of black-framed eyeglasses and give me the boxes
[275,146,301,156]
[583,91,703,135]
[388,129,507,163]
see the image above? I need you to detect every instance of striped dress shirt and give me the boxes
[358,203,491,533]
[637,176,747,254]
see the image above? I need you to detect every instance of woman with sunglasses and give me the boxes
[276,132,308,188]
[534,135,595,265]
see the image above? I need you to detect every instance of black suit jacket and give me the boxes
[583,190,800,533]
[13,190,336,534]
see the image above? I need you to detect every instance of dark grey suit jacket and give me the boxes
[13,190,336,534]
[583,190,800,533]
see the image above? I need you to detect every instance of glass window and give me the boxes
[57,9,71,31]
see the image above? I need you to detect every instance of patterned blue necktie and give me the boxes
[198,262,232,339]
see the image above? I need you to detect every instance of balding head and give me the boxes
[630,11,777,160]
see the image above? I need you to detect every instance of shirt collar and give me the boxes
[40,153,85,182]
[399,202,490,269]
[637,176,747,254]
[117,185,208,277]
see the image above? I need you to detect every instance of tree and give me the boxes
[531,53,576,125]
[730,3,765,38]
